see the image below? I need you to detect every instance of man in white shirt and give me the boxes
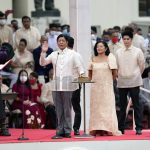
[108,30,123,56]
[48,23,58,51]
[125,25,146,54]
[0,11,13,46]
[40,34,84,139]
[15,16,41,52]
[67,36,85,136]
[116,31,145,135]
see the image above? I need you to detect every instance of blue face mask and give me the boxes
[62,29,70,36]
[50,31,56,36]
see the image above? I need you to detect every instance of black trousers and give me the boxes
[0,98,6,130]
[45,105,57,129]
[118,87,143,131]
[0,99,6,121]
[71,85,81,131]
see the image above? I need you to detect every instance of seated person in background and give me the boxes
[33,35,53,84]
[0,40,17,88]
[139,68,150,121]
[11,38,34,76]
[40,69,56,129]
[29,72,46,128]
[12,69,44,129]
[0,75,11,136]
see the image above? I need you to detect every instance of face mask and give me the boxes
[112,37,118,44]
[0,19,6,25]
[29,79,36,85]
[20,75,28,83]
[50,31,56,36]
[91,34,97,40]
[56,31,62,36]
[62,29,70,36]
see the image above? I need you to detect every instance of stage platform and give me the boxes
[0,129,150,150]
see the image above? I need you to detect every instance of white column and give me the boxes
[69,0,92,131]
[69,0,91,68]
[13,0,29,18]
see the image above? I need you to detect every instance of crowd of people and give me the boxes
[0,10,150,138]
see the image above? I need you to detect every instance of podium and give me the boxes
[72,77,95,138]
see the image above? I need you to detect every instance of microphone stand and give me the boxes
[18,68,29,140]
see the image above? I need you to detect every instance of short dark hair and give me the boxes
[11,19,18,24]
[22,16,31,22]
[94,41,110,56]
[0,11,5,18]
[68,36,74,49]
[57,34,69,42]
[113,26,121,32]
[61,24,70,29]
[49,23,57,29]
[122,31,133,39]
[91,26,97,33]
[124,26,134,33]
[30,72,38,79]
[20,38,27,46]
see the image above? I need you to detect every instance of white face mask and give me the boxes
[0,19,6,25]
[56,31,62,36]
[50,31,56,36]
[91,34,96,40]
[20,75,28,83]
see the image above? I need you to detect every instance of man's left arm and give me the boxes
[138,50,145,74]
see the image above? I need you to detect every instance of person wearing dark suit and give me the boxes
[67,36,83,135]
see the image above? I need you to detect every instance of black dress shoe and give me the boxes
[64,133,71,138]
[74,129,80,135]
[136,130,142,135]
[51,134,63,139]
[0,130,11,136]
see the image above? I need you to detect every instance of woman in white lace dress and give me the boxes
[88,41,121,136]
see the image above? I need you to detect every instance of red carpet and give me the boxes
[0,129,150,144]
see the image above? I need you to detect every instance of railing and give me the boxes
[126,87,150,130]
[140,87,150,94]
